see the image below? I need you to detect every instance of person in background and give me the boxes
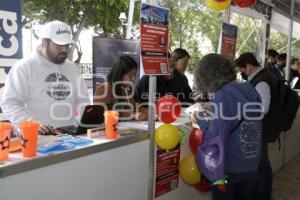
[171,48,193,98]
[266,49,283,80]
[290,58,300,89]
[267,49,278,67]
[136,54,194,106]
[94,55,147,121]
[235,52,278,200]
[1,20,89,135]
[272,53,286,80]
[171,48,191,74]
[194,54,262,200]
[290,58,299,81]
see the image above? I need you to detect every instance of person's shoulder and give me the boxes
[140,75,149,81]
[10,56,36,73]
[137,75,149,85]
[64,59,78,69]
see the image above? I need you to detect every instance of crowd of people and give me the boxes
[1,20,299,200]
[267,49,300,89]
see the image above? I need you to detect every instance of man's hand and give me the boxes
[39,124,58,135]
[135,112,148,121]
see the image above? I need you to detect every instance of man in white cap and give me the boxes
[1,20,89,134]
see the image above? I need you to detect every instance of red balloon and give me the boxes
[188,128,203,154]
[156,96,181,124]
[234,0,256,7]
[194,176,211,192]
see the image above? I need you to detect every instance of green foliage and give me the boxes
[159,0,224,72]
[22,0,131,38]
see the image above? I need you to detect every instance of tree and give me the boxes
[21,0,135,62]
[159,0,224,72]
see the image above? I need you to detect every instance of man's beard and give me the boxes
[46,47,67,64]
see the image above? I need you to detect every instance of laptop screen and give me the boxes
[58,105,105,135]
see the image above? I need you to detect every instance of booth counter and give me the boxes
[0,111,300,200]
[0,131,150,200]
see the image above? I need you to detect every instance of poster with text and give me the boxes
[221,23,238,62]
[0,0,23,115]
[155,145,180,198]
[92,37,139,95]
[140,3,169,75]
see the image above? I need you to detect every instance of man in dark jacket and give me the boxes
[235,52,279,200]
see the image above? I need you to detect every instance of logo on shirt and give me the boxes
[240,121,261,158]
[45,72,71,100]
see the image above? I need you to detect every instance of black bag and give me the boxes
[250,68,299,144]
[276,80,299,132]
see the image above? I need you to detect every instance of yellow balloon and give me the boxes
[155,124,180,150]
[179,154,201,185]
[206,0,232,11]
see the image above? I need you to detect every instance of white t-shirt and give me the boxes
[1,47,90,128]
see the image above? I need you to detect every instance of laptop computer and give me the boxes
[57,105,105,135]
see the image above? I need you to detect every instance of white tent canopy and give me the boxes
[271,10,300,39]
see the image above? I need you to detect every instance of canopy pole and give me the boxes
[126,0,136,39]
[262,3,272,67]
[286,0,295,81]
[146,0,158,198]
[224,6,231,24]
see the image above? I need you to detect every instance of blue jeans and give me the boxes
[211,171,258,200]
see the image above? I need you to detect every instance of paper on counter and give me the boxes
[184,102,204,114]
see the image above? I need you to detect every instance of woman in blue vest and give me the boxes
[193,54,263,200]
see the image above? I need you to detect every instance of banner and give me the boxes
[92,37,139,94]
[140,3,169,75]
[155,145,180,198]
[220,23,238,62]
[0,0,23,114]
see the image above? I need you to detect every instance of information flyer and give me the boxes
[140,3,169,75]
[155,146,180,197]
[221,23,238,62]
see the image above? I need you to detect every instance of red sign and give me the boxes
[155,146,180,198]
[140,3,169,75]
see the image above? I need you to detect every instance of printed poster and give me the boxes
[92,37,139,94]
[155,145,180,198]
[221,23,238,62]
[140,3,169,75]
[0,0,23,115]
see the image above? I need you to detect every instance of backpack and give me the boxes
[250,69,300,143]
[277,80,299,131]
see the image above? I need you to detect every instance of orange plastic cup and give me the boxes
[0,123,12,160]
[19,120,40,157]
[104,110,119,139]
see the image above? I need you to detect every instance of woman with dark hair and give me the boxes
[171,48,191,74]
[136,53,194,106]
[193,54,262,200]
[94,55,147,120]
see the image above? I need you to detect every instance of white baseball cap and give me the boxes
[40,20,75,45]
